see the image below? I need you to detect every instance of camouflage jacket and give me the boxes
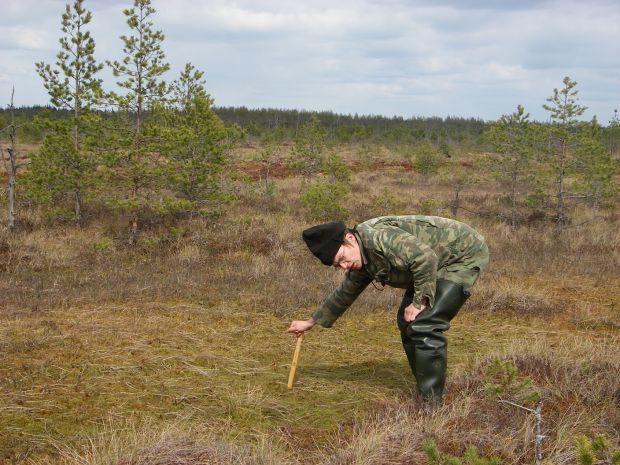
[311,215,489,328]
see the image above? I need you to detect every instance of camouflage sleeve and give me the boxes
[311,271,372,328]
[375,226,438,308]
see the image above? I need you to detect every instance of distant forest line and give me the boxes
[0,105,492,146]
[4,104,619,153]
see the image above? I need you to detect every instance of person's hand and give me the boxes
[287,318,316,335]
[404,303,426,322]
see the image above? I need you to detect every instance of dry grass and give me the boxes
[0,143,618,464]
[321,331,620,465]
[29,419,294,465]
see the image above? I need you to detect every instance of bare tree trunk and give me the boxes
[8,153,16,232]
[498,400,544,465]
[128,183,139,245]
[511,169,518,232]
[450,185,461,217]
[5,88,18,233]
[129,212,138,245]
[534,403,544,465]
[73,84,83,226]
[74,188,82,226]
[555,138,567,234]
[136,104,142,134]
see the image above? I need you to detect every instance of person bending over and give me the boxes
[287,215,489,402]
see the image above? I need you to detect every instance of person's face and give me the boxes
[332,233,362,270]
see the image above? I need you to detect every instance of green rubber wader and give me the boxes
[397,279,470,401]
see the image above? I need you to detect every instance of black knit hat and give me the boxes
[302,221,346,266]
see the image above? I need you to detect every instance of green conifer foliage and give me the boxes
[422,438,500,465]
[575,434,620,465]
[105,0,170,243]
[33,0,103,224]
[170,63,210,110]
[290,115,351,220]
[289,114,328,178]
[153,65,234,214]
[107,0,169,132]
[542,76,587,232]
[574,117,617,205]
[541,78,616,227]
[413,140,441,175]
[483,105,537,230]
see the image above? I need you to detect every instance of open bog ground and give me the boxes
[1,149,619,464]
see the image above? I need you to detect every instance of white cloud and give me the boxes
[0,0,618,121]
[481,63,528,81]
[0,27,53,51]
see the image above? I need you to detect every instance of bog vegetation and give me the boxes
[1,1,619,464]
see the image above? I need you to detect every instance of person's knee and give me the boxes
[405,319,450,346]
[429,280,470,322]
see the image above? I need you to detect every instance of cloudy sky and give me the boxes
[1,0,618,121]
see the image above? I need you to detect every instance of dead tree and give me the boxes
[1,88,27,232]
[499,400,544,465]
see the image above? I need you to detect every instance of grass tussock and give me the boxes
[30,420,294,465]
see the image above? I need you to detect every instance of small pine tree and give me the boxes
[33,0,103,224]
[484,357,540,405]
[300,180,349,221]
[253,137,281,202]
[422,438,443,465]
[106,0,170,243]
[290,114,351,220]
[154,69,234,214]
[170,62,209,110]
[413,141,441,175]
[321,152,351,184]
[483,105,537,230]
[574,117,617,206]
[575,434,620,465]
[422,438,500,465]
[542,76,587,233]
[288,114,327,178]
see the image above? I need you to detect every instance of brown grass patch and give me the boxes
[0,143,618,464]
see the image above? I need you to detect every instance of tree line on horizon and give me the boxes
[1,0,618,240]
[4,105,620,149]
[0,105,488,147]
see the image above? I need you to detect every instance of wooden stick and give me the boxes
[287,334,304,389]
